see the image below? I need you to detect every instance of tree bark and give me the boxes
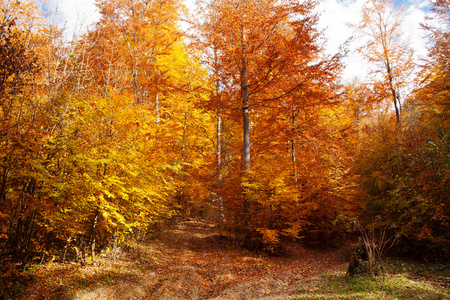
[291,106,298,182]
[386,61,401,127]
[216,109,224,223]
[242,63,250,171]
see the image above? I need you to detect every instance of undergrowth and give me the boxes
[294,259,449,300]
[0,243,160,300]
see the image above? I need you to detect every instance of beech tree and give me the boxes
[0,0,216,265]
[59,0,215,233]
[0,1,49,263]
[350,0,450,260]
[195,0,326,170]
[193,0,350,250]
[418,0,450,125]
[351,0,415,126]
[4,0,448,265]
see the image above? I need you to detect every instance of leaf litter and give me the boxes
[73,220,351,300]
[13,219,351,300]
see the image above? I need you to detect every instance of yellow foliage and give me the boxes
[256,228,280,252]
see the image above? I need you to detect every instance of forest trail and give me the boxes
[75,220,352,300]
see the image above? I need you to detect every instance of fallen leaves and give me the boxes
[10,220,352,299]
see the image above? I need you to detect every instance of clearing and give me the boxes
[9,219,449,300]
[75,220,351,300]
[14,219,350,299]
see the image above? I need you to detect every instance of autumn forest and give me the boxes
[0,0,449,276]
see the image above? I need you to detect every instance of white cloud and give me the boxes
[53,0,429,82]
[316,0,364,52]
[56,0,100,39]
[316,0,430,82]
[316,0,367,81]
[58,0,195,39]
[403,4,431,60]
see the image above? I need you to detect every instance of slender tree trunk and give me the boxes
[387,65,401,127]
[90,212,99,259]
[213,44,224,223]
[241,50,250,229]
[236,20,251,230]
[384,48,401,127]
[180,111,188,216]
[243,106,250,170]
[216,109,224,223]
[155,89,160,125]
[242,64,250,171]
[291,106,298,182]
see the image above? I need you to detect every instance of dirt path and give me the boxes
[75,220,351,300]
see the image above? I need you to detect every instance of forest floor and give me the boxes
[72,219,352,300]
[6,219,450,300]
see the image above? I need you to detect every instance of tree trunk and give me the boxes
[291,106,298,182]
[243,105,250,171]
[385,55,401,127]
[241,39,250,228]
[216,109,224,223]
[242,63,250,171]
[155,89,160,125]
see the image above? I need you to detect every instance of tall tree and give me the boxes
[417,0,450,125]
[0,1,48,263]
[193,0,347,247]
[194,0,334,170]
[351,0,415,126]
[82,0,183,107]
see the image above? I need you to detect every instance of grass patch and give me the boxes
[386,257,450,283]
[293,262,449,300]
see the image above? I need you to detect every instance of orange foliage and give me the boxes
[350,0,415,126]
[191,0,357,251]
[1,0,447,265]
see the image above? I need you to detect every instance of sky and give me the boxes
[315,0,432,81]
[47,0,433,82]
[39,0,100,39]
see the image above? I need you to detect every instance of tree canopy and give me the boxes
[0,0,448,266]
